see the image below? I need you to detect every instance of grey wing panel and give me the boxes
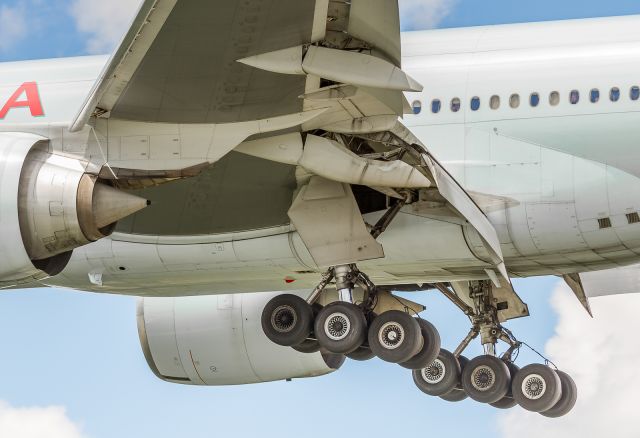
[115,152,297,235]
[109,0,314,124]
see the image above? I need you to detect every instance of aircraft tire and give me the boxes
[462,355,511,404]
[399,318,441,370]
[540,370,577,418]
[346,346,376,361]
[412,348,461,397]
[292,339,321,354]
[512,364,562,412]
[261,294,313,347]
[439,355,470,402]
[368,311,423,363]
[490,362,520,409]
[315,302,367,354]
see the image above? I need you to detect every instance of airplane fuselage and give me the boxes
[3,16,640,295]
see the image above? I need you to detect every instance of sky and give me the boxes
[1,1,640,437]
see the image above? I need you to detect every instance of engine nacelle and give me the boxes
[0,133,147,283]
[137,292,345,385]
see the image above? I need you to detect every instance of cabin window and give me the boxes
[411,100,422,115]
[631,86,640,101]
[590,89,600,103]
[610,87,621,102]
[431,99,442,113]
[570,90,580,104]
[451,97,461,112]
[549,91,560,106]
[530,93,540,107]
[509,94,520,109]
[490,95,500,110]
[470,96,481,111]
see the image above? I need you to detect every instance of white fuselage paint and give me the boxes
[3,16,640,295]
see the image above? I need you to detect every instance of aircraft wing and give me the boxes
[70,0,408,131]
[68,0,510,280]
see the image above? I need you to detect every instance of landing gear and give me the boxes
[291,339,321,354]
[346,346,376,361]
[315,302,367,354]
[412,349,461,397]
[461,355,511,404]
[512,363,562,413]
[399,318,441,370]
[439,355,469,402]
[490,362,519,409]
[261,260,441,377]
[261,294,313,347]
[368,310,423,363]
[423,280,577,417]
[540,370,577,418]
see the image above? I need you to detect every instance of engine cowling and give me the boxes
[0,133,148,283]
[137,292,345,385]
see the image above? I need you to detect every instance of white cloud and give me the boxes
[499,282,640,437]
[0,401,86,438]
[69,0,143,54]
[0,4,27,52]
[399,0,458,31]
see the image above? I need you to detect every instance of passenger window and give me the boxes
[450,97,461,112]
[570,90,580,105]
[412,100,422,115]
[470,96,480,111]
[509,94,520,109]
[549,91,560,106]
[590,89,600,103]
[490,95,500,110]
[631,86,640,101]
[431,99,442,113]
[530,93,540,107]
[610,87,621,102]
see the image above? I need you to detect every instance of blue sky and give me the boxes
[1,1,640,437]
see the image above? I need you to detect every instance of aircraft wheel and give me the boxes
[399,318,441,370]
[490,362,520,409]
[315,302,367,354]
[462,355,511,404]
[346,346,376,361]
[412,349,461,397]
[292,339,321,354]
[440,355,469,402]
[368,311,423,363]
[261,294,313,347]
[540,370,577,418]
[512,364,562,412]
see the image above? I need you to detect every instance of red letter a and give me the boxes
[0,82,44,119]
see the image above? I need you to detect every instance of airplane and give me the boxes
[2,1,639,418]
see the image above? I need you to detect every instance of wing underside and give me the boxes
[70,0,511,280]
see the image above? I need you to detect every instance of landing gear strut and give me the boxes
[411,280,577,417]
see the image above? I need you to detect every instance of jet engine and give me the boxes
[137,292,345,385]
[0,133,147,283]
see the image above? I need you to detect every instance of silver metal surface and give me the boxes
[421,359,446,384]
[378,321,405,350]
[324,312,351,341]
[522,374,547,400]
[471,365,496,392]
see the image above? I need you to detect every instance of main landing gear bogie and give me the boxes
[260,267,443,373]
[261,277,578,419]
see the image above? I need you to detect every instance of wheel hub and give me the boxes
[378,322,405,350]
[271,305,297,333]
[422,359,446,384]
[324,312,351,341]
[471,365,496,392]
[522,374,546,400]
